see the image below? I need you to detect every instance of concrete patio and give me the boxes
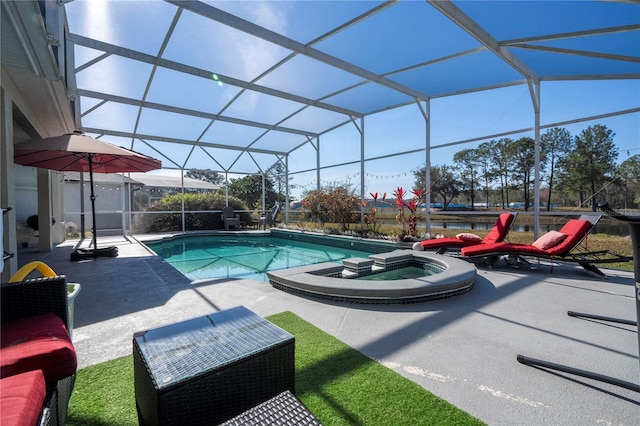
[17,234,639,426]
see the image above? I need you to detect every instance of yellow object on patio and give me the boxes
[9,261,57,282]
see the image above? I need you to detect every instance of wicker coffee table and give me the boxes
[133,306,295,425]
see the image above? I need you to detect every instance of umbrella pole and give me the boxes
[89,154,98,251]
[69,155,118,261]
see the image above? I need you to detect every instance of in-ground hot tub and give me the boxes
[267,250,476,304]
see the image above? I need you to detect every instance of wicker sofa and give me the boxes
[0,276,77,426]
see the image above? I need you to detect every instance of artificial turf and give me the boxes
[67,311,484,425]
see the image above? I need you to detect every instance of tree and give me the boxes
[430,165,460,209]
[476,142,496,207]
[510,137,540,211]
[413,164,462,209]
[453,148,481,209]
[301,182,360,230]
[267,162,290,204]
[541,128,572,211]
[489,138,515,208]
[184,169,224,185]
[229,174,277,209]
[557,124,618,211]
[413,165,427,192]
[615,154,640,209]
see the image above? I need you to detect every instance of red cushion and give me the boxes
[461,242,529,257]
[1,313,77,383]
[420,237,472,250]
[462,220,593,258]
[483,213,515,243]
[0,370,46,426]
[547,220,591,255]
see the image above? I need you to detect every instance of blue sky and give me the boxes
[284,78,639,200]
[66,1,640,202]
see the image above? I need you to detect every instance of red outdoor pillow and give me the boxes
[1,312,77,383]
[532,230,568,250]
[0,369,46,426]
[456,233,482,242]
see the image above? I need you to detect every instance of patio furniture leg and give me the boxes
[517,355,640,393]
[576,260,606,278]
[567,310,637,326]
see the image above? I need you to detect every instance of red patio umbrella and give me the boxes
[14,132,162,259]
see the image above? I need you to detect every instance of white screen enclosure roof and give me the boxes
[64,0,640,176]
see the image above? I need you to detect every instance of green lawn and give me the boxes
[67,312,484,425]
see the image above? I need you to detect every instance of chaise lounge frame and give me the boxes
[461,215,632,277]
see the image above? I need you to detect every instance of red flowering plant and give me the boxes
[394,187,428,238]
[393,187,407,233]
[405,188,425,237]
[363,192,386,234]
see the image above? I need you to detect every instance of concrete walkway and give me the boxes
[16,234,639,426]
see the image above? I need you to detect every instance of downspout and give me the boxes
[225,171,229,206]
[529,79,541,239]
[285,155,289,223]
[262,173,266,213]
[80,171,85,239]
[316,136,321,192]
[360,117,365,226]
[121,174,126,237]
[181,168,185,232]
[416,99,431,235]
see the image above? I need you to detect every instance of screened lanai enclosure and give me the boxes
[2,0,639,249]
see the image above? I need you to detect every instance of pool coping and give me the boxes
[267,250,476,304]
[138,229,400,254]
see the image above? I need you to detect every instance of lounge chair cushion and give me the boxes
[483,213,516,243]
[532,230,567,250]
[416,237,470,251]
[1,312,77,383]
[461,242,532,257]
[546,219,592,255]
[0,370,46,426]
[461,219,593,258]
[417,212,516,251]
[456,233,482,242]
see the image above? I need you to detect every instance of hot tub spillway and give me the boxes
[267,250,476,304]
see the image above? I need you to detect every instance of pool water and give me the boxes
[147,235,374,282]
[357,266,436,281]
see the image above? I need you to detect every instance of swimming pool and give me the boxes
[146,235,376,282]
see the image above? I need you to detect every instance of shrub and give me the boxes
[302,186,360,231]
[136,193,251,232]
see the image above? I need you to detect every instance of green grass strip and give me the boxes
[269,311,483,426]
[68,312,483,425]
[67,355,136,425]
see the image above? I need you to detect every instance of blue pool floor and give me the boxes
[148,236,373,282]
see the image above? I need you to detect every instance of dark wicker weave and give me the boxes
[220,391,322,425]
[1,276,69,328]
[1,276,76,426]
[133,306,295,426]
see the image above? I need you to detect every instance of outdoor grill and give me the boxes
[22,215,55,248]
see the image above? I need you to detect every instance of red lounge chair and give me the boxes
[461,216,612,276]
[414,212,516,254]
